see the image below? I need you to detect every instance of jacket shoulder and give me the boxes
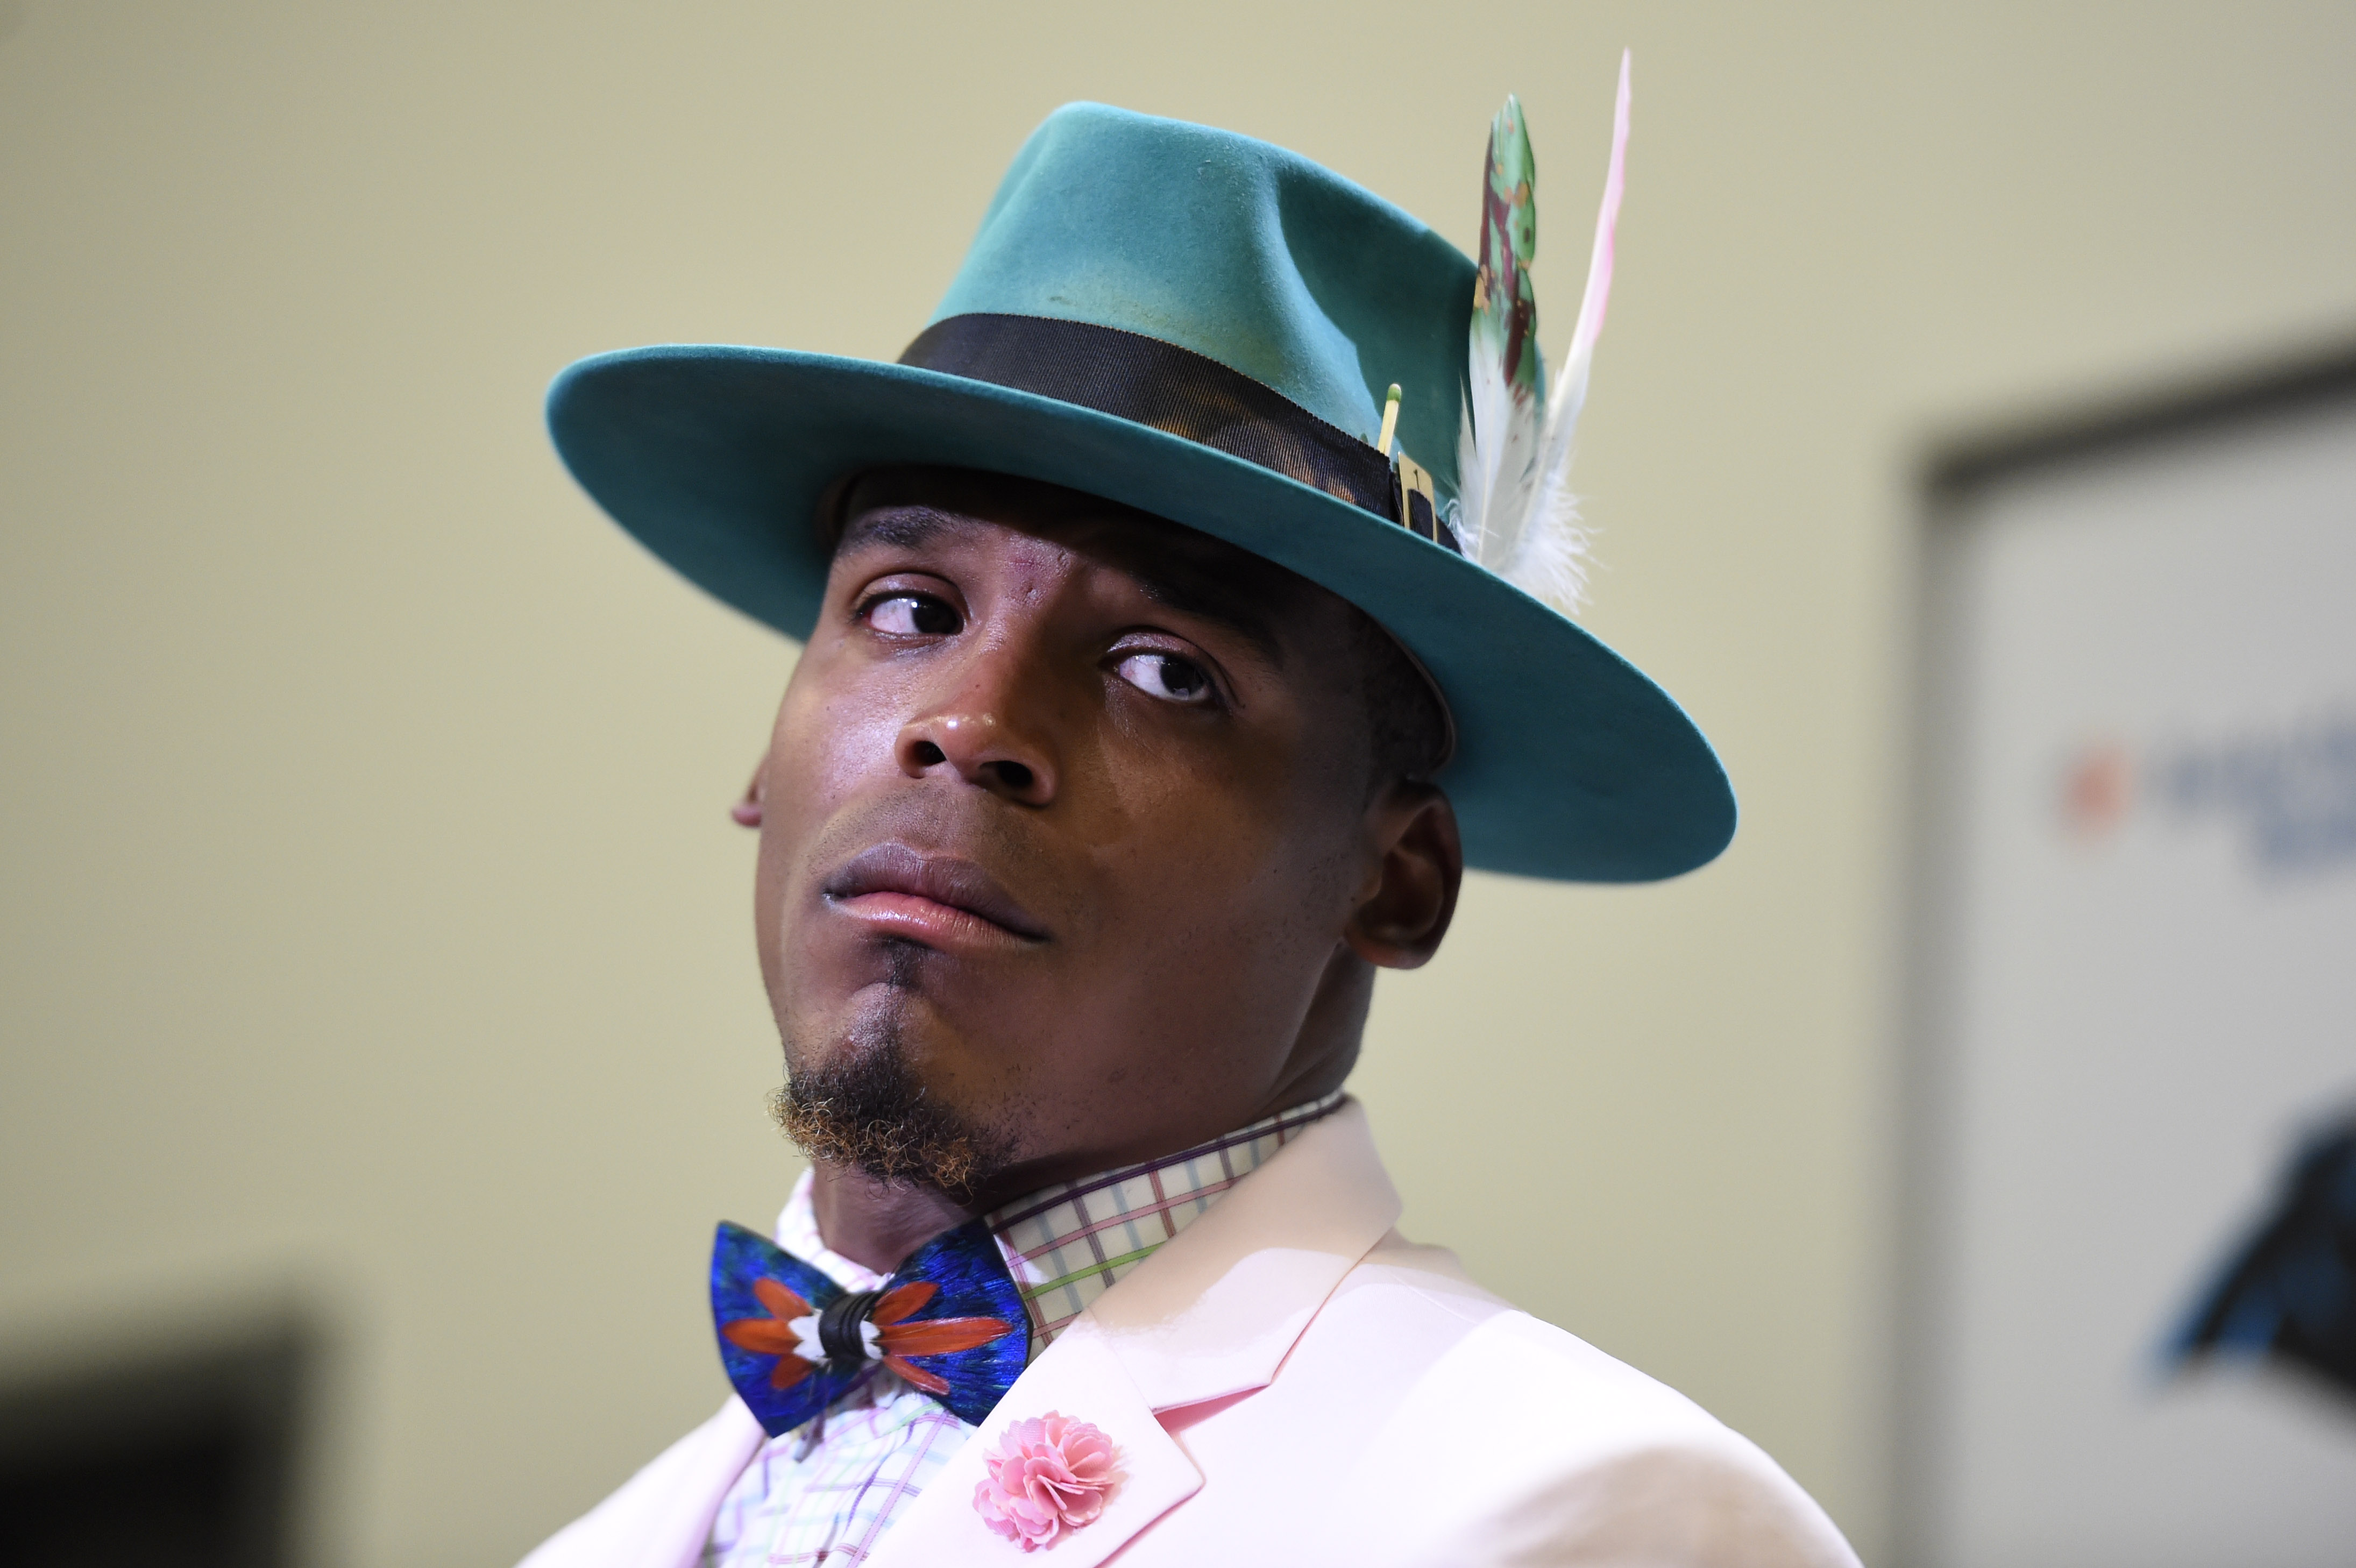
[1294,1232,1861,1566]
[516,1398,766,1568]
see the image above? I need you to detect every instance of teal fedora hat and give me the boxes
[547,101,1733,882]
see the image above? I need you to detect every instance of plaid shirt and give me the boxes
[701,1090,1345,1566]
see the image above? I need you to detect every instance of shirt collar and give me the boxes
[772,1089,1347,1352]
[988,1089,1345,1350]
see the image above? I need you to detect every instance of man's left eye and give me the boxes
[1115,652,1215,705]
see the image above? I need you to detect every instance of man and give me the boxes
[525,90,1858,1566]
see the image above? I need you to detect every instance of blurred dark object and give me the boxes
[0,1323,307,1568]
[2172,1111,2356,1405]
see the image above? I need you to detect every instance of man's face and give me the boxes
[754,469,1444,1201]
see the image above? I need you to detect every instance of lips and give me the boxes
[821,843,1049,945]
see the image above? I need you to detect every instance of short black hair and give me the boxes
[1345,608,1451,796]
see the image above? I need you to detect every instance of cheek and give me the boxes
[754,656,902,957]
[1084,731,1359,990]
[764,653,903,834]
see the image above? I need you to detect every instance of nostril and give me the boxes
[911,740,946,767]
[991,761,1035,792]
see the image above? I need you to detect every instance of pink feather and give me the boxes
[1565,49,1629,378]
[1510,49,1631,612]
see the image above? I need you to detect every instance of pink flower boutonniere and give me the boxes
[972,1411,1122,1550]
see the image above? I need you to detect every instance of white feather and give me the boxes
[1453,339,1541,567]
[1505,349,1595,608]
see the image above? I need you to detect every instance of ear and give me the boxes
[730,758,768,828]
[1343,782,1463,970]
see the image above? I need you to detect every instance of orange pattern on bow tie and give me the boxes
[719,1274,1012,1396]
[719,1277,818,1390]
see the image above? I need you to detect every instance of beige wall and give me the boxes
[4,3,2352,1562]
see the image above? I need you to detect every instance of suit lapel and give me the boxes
[864,1099,1401,1566]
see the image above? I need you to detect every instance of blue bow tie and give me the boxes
[710,1217,1031,1434]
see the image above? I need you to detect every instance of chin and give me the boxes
[784,982,983,1089]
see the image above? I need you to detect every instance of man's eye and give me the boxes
[863,593,961,636]
[1115,651,1215,705]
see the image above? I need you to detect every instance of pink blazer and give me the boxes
[521,1103,1860,1566]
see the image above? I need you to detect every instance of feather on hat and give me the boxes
[1451,52,1631,614]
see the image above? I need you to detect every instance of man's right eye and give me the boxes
[863,593,962,636]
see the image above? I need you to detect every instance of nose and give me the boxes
[895,644,1059,807]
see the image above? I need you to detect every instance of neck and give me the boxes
[805,949,1375,1274]
[807,1162,980,1275]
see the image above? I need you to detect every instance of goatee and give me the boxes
[769,1031,1016,1201]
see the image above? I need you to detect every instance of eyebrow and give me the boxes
[835,503,1290,669]
[834,505,961,555]
[1130,566,1287,669]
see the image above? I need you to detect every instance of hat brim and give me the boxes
[547,344,1734,882]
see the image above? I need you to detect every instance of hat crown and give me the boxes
[931,103,1475,494]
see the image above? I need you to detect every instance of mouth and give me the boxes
[820,842,1050,948]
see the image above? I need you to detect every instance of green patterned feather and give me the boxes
[1456,95,1546,569]
[1473,95,1543,401]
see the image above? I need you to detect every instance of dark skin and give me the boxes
[748,468,1463,1273]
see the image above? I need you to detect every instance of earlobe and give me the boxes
[1343,783,1463,970]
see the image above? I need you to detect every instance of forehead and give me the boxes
[835,467,1351,665]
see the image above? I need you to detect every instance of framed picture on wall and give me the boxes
[1899,348,2356,1567]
